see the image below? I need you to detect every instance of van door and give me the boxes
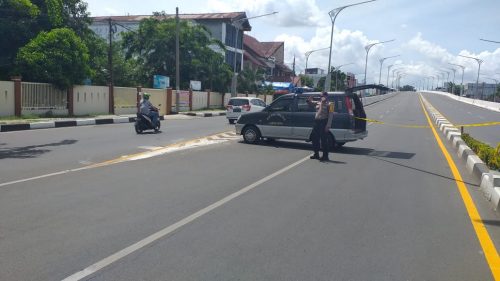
[292,95,316,139]
[259,97,294,138]
[351,94,367,132]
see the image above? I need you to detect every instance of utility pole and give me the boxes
[108,18,115,114]
[175,7,180,112]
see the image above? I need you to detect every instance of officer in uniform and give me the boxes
[307,92,334,161]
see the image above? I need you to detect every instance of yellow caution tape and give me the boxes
[354,117,430,128]
[455,121,500,128]
[354,117,500,129]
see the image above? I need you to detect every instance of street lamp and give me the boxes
[480,38,500,44]
[391,67,405,88]
[449,63,465,96]
[459,54,484,99]
[230,11,278,97]
[324,0,376,92]
[334,62,354,90]
[386,63,401,87]
[378,55,400,84]
[447,67,457,94]
[363,39,395,88]
[304,47,330,74]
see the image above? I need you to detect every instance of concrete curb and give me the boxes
[422,96,500,211]
[180,112,226,117]
[0,115,165,132]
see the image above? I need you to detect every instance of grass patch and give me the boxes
[462,133,500,171]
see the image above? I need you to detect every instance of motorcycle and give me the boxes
[134,109,161,134]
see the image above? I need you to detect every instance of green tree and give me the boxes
[299,74,314,88]
[121,14,231,91]
[0,0,93,79]
[16,28,91,89]
[401,85,415,91]
[238,66,265,94]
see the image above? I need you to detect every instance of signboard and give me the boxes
[190,80,201,91]
[153,75,170,89]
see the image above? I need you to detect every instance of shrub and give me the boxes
[462,133,500,171]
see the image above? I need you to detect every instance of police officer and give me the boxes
[307,91,334,161]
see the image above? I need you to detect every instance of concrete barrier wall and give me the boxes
[422,90,500,112]
[114,87,138,115]
[192,91,208,110]
[210,92,224,109]
[0,81,15,116]
[73,85,109,115]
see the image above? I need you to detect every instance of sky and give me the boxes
[84,0,500,87]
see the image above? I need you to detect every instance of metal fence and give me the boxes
[21,82,66,109]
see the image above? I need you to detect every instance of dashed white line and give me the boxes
[61,155,311,281]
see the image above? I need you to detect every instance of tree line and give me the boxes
[0,1,233,92]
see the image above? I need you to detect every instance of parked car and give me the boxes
[226,97,267,124]
[235,91,367,150]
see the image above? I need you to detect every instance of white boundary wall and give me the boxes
[73,85,109,115]
[0,81,15,116]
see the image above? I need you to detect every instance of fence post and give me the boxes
[67,87,74,116]
[166,88,172,115]
[136,86,142,113]
[207,90,210,109]
[109,83,115,114]
[11,76,22,117]
[189,89,193,111]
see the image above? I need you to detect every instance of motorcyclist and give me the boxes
[139,92,159,126]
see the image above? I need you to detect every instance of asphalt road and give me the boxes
[0,115,233,183]
[0,93,499,281]
[421,92,500,146]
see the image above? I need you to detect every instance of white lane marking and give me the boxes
[137,146,163,150]
[0,132,239,188]
[62,155,311,281]
[0,166,92,188]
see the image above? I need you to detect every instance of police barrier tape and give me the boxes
[354,117,500,129]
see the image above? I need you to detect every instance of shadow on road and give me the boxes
[474,219,500,228]
[248,140,479,187]
[0,139,78,159]
[371,156,479,187]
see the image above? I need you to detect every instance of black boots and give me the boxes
[310,153,320,159]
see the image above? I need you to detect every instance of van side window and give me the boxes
[268,98,293,112]
[297,97,317,112]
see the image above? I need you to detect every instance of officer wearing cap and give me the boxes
[307,91,334,161]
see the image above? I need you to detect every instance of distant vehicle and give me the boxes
[226,97,267,124]
[235,91,367,149]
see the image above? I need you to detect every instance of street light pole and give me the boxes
[304,47,329,74]
[230,12,278,97]
[479,38,500,44]
[386,63,400,87]
[447,67,456,94]
[363,39,395,93]
[334,62,354,90]
[391,67,404,88]
[324,0,376,92]
[459,54,484,99]
[378,55,400,84]
[449,63,465,96]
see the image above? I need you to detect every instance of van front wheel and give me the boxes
[242,125,261,144]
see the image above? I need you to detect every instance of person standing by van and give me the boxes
[307,92,334,161]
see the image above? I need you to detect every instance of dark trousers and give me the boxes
[312,118,329,156]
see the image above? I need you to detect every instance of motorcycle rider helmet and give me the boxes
[143,92,150,100]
